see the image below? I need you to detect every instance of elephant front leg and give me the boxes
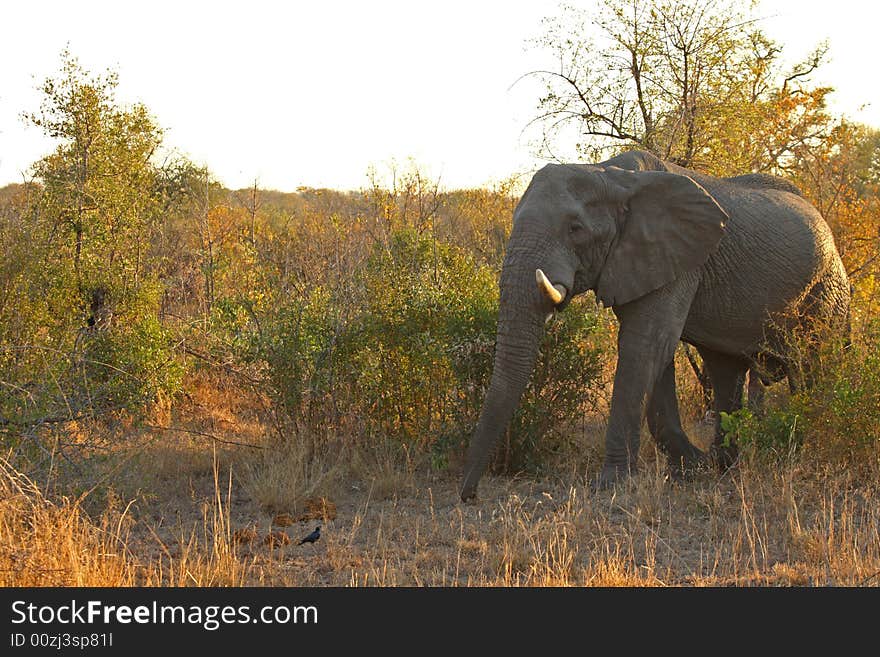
[593,276,700,491]
[594,327,681,490]
[647,359,707,479]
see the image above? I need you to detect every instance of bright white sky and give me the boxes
[0,0,877,191]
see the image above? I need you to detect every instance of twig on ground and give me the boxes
[140,423,265,450]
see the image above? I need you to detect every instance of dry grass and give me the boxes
[4,437,877,587]
[238,434,347,514]
[0,449,264,586]
[2,375,879,588]
[0,455,139,586]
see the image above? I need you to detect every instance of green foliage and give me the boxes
[225,228,499,463]
[26,48,164,299]
[806,327,880,454]
[339,229,498,445]
[225,228,608,472]
[0,283,181,435]
[247,288,336,425]
[720,407,803,455]
[77,286,183,413]
[504,302,606,473]
[0,51,182,441]
[722,325,880,462]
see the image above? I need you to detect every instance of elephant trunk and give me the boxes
[460,240,557,501]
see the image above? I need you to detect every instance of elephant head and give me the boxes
[459,163,727,501]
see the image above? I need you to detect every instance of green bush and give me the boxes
[78,291,183,413]
[720,407,804,455]
[504,302,606,472]
[234,228,609,472]
[0,280,182,441]
[333,229,499,455]
[250,289,336,426]
[721,322,880,462]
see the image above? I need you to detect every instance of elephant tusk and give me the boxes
[536,269,567,305]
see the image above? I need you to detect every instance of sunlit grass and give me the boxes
[3,431,878,587]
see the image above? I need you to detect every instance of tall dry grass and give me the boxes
[0,450,264,586]
[0,455,139,586]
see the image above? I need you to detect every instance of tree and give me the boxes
[1,50,182,439]
[526,0,833,175]
[789,122,880,322]
[24,48,164,316]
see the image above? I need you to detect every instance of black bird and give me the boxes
[298,526,321,545]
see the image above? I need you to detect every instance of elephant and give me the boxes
[459,150,850,501]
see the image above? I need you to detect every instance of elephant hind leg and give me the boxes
[698,348,749,471]
[646,359,706,478]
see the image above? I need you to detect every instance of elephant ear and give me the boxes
[595,167,728,307]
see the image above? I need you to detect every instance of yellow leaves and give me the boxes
[788,122,880,289]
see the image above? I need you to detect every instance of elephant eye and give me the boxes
[569,222,585,235]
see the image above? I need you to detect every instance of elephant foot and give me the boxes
[710,444,739,473]
[590,464,634,493]
[667,448,710,481]
[459,486,478,503]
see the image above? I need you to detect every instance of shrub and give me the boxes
[332,229,499,456]
[0,278,182,451]
[233,228,609,472]
[721,321,880,464]
[720,406,804,456]
[78,291,183,414]
[248,288,336,427]
[503,301,607,472]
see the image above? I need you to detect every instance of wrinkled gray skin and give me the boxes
[460,150,850,501]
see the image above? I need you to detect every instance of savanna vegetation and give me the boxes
[1,0,879,586]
